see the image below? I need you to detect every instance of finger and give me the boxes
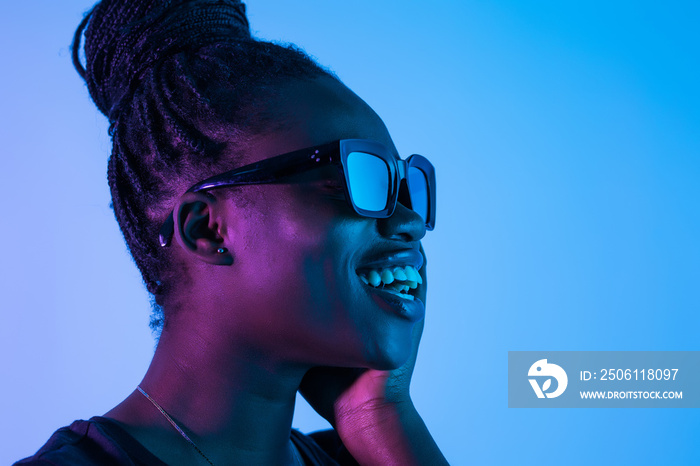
[299,366,366,424]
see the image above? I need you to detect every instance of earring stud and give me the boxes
[216,247,227,254]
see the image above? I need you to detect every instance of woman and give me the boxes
[17,0,445,464]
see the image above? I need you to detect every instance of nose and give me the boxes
[376,179,426,242]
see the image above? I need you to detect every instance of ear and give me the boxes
[172,192,233,265]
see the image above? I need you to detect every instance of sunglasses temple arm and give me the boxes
[157,157,316,248]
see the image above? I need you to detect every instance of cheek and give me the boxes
[237,186,342,287]
[262,185,340,250]
[232,191,406,367]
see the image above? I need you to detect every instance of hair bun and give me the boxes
[74,0,250,119]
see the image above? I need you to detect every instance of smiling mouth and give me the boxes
[356,265,422,301]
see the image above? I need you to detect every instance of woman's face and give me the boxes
[211,76,427,371]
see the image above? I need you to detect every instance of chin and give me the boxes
[364,332,414,371]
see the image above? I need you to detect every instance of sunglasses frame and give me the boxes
[159,139,435,247]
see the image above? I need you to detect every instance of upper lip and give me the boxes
[356,247,424,272]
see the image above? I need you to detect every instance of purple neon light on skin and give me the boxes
[99,74,445,465]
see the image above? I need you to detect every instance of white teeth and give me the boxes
[387,282,404,292]
[404,266,419,282]
[367,270,382,287]
[405,265,423,284]
[380,269,395,285]
[381,288,415,300]
[358,265,422,292]
[392,267,408,281]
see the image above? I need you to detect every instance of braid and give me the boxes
[72,0,332,332]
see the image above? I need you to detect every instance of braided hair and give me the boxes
[72,0,331,332]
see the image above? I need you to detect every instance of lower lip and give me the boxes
[360,280,425,322]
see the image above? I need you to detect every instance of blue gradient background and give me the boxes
[2,1,698,464]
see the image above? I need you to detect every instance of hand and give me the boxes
[298,244,428,431]
[300,245,447,465]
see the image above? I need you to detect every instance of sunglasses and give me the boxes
[159,139,436,247]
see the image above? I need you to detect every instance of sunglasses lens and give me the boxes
[408,166,429,223]
[346,151,390,211]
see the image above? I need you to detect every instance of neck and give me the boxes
[105,320,309,465]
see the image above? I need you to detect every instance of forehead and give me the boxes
[244,75,398,164]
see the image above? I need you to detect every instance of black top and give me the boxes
[14,417,359,465]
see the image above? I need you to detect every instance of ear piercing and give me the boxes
[216,247,227,254]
